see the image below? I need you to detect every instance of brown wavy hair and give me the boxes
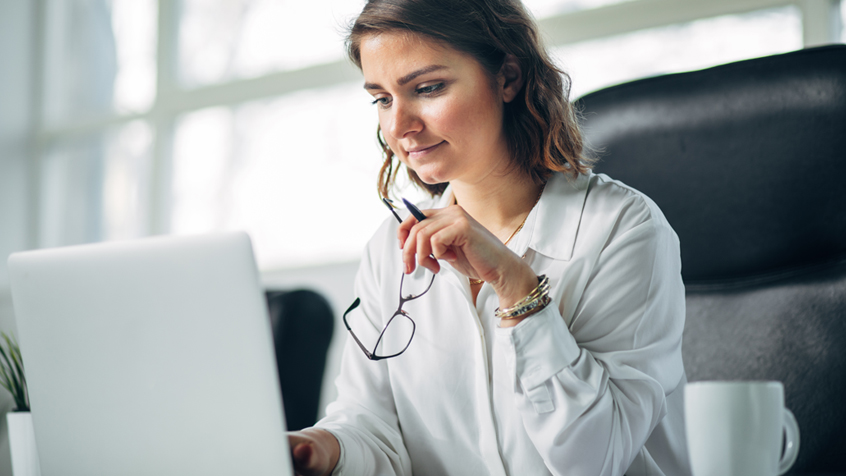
[347,0,593,198]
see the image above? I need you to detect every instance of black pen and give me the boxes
[402,198,428,222]
[382,197,428,223]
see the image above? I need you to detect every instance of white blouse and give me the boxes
[316,172,691,476]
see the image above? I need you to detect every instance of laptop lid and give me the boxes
[8,232,292,476]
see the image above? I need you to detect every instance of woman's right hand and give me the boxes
[288,428,340,476]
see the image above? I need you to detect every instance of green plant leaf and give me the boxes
[8,341,25,392]
[10,335,26,381]
[0,365,13,393]
[7,334,28,408]
[0,365,23,410]
[0,344,17,387]
[0,334,27,409]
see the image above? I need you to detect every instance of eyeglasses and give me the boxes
[341,198,436,361]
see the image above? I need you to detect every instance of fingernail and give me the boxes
[405,262,411,274]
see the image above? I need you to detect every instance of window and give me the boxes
[32,0,841,271]
[178,0,362,87]
[169,83,395,267]
[523,0,634,19]
[42,0,157,125]
[40,121,153,248]
[842,0,846,42]
[554,6,803,99]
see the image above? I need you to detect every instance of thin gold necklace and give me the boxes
[466,184,545,286]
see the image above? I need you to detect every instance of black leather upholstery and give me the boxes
[265,289,334,431]
[577,45,846,474]
[577,45,846,283]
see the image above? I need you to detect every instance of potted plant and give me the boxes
[1,332,40,476]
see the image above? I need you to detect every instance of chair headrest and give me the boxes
[577,45,846,283]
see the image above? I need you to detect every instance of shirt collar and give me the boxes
[522,171,590,261]
[434,171,590,262]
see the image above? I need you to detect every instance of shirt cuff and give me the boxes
[314,426,351,476]
[495,302,581,391]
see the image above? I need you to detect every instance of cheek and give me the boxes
[436,93,502,145]
[378,114,399,151]
[424,96,474,139]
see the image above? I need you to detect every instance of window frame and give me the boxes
[25,0,844,259]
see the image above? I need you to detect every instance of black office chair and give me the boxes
[265,289,334,431]
[577,44,846,474]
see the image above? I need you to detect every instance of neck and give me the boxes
[451,170,543,242]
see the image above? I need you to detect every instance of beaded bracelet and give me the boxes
[495,275,551,320]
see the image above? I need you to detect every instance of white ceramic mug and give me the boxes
[685,381,800,476]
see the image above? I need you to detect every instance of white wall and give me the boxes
[0,0,34,473]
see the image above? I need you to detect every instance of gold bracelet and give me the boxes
[495,275,551,320]
[500,295,551,320]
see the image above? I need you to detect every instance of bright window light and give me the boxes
[40,137,101,248]
[34,0,830,271]
[40,121,153,248]
[553,6,803,99]
[523,0,634,19]
[170,82,429,270]
[41,0,157,126]
[841,0,846,42]
[102,121,154,240]
[109,0,158,114]
[178,0,364,87]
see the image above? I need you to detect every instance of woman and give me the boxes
[289,1,690,475]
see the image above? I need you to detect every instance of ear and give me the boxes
[498,54,524,104]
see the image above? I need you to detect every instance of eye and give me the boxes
[371,96,392,109]
[416,83,445,95]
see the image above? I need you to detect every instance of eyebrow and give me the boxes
[364,64,449,90]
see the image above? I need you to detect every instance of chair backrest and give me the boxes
[265,289,334,431]
[577,45,846,474]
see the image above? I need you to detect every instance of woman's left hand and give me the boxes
[397,204,537,309]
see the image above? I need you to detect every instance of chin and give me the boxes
[412,169,449,186]
[405,160,447,183]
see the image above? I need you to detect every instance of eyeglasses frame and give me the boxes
[341,196,435,361]
[342,270,435,361]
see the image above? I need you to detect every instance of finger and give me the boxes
[430,219,489,278]
[439,248,457,261]
[288,433,320,475]
[414,223,441,274]
[288,429,340,476]
[288,432,308,449]
[400,207,454,272]
[402,223,419,274]
[409,213,450,272]
[417,247,441,274]
[430,226,455,261]
[292,442,314,469]
[397,206,441,237]
[431,222,470,265]
[419,253,441,273]
[397,214,415,249]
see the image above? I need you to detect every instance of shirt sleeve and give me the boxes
[495,197,686,476]
[314,240,413,476]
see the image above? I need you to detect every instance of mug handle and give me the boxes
[778,408,800,475]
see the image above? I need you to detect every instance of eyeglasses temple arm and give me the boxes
[382,197,403,224]
[342,298,375,359]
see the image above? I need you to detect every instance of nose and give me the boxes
[386,99,422,140]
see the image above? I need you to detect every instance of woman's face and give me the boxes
[359,32,513,186]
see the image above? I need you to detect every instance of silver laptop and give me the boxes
[8,232,293,476]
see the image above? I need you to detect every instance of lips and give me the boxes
[406,141,445,158]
